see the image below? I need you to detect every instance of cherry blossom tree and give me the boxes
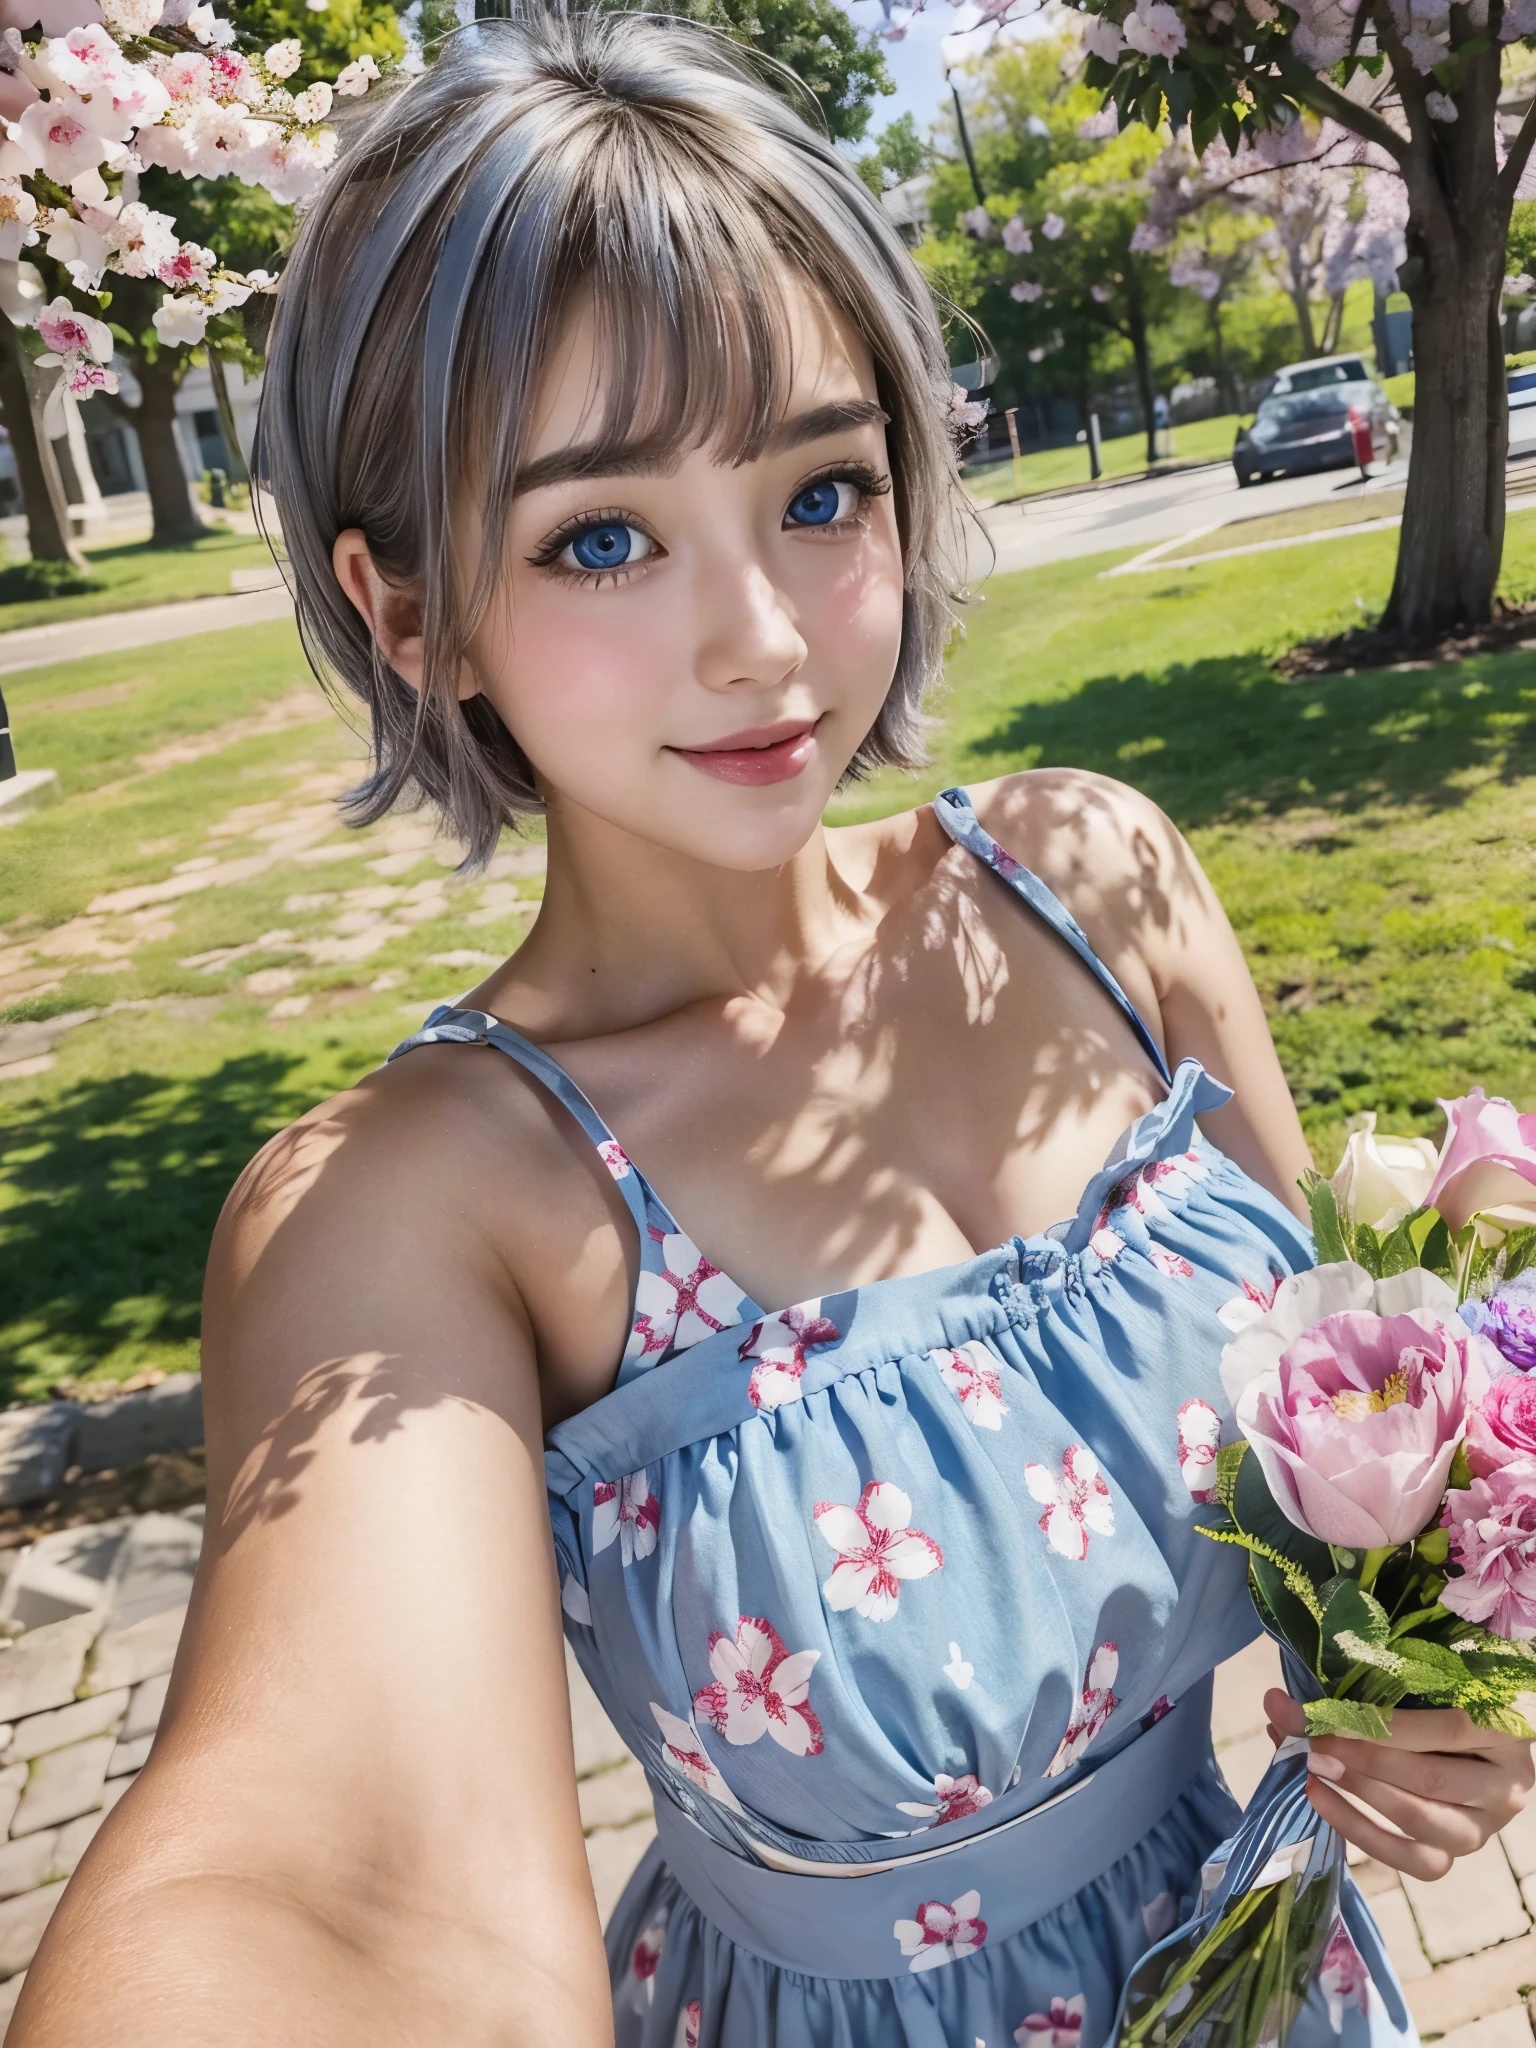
[0,0,386,558]
[881,0,1536,644]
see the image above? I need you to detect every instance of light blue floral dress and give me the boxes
[388,788,1416,2048]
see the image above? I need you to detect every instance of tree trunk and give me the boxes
[1381,45,1507,643]
[1128,302,1158,468]
[1285,247,1319,358]
[206,351,248,485]
[0,310,87,570]
[126,350,209,544]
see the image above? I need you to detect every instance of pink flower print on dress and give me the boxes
[693,1617,824,1756]
[628,1917,667,2011]
[1216,1268,1283,1336]
[1148,1245,1195,1280]
[648,1703,744,1814]
[739,1300,839,1411]
[624,1227,745,1367]
[1025,1445,1115,1561]
[1014,1994,1086,2048]
[1045,1641,1120,1777]
[1140,1694,1173,1730]
[1319,1919,1371,2032]
[593,1470,660,1566]
[896,1772,994,1829]
[930,1340,1009,1430]
[813,1481,944,1621]
[1176,1399,1222,1504]
[597,1138,631,1180]
[893,1890,987,1972]
[675,1999,701,2048]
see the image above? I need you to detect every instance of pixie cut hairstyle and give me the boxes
[260,5,970,866]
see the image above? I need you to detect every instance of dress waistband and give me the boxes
[651,1673,1217,1982]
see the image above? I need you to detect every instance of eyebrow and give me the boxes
[513,398,890,496]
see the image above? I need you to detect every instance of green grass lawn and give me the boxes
[963,412,1243,504]
[1160,488,1406,561]
[0,528,277,633]
[4,514,1536,1399]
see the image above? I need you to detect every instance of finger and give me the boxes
[1265,1690,1306,1738]
[1304,1776,1454,1882]
[1320,1760,1489,1857]
[1308,1739,1503,1812]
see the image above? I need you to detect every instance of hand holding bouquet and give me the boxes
[1115,1089,1536,2048]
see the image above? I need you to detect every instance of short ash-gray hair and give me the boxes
[259,6,971,867]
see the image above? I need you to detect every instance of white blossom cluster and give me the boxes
[0,0,378,391]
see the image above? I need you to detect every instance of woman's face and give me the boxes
[466,273,908,873]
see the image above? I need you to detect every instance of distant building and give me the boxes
[880,174,932,251]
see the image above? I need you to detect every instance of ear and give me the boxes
[331,529,481,703]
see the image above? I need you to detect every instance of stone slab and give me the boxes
[0,1520,132,1633]
[579,1758,654,1836]
[0,770,60,827]
[102,1513,200,1631]
[0,1881,63,1978]
[0,1832,56,1901]
[0,1410,75,1513]
[1211,1635,1281,1750]
[121,1672,169,1743]
[1404,1929,1536,2036]
[81,1601,186,1694]
[1214,1731,1274,1810]
[0,1968,25,2027]
[1402,1836,1530,1962]
[1367,1882,1429,1981]
[0,1767,25,1839]
[0,1616,100,1722]
[73,1377,203,1476]
[49,1807,103,1880]
[1504,1801,1536,1881]
[586,1815,655,1930]
[1439,2009,1536,2048]
[10,1733,112,1836]
[108,1733,152,1778]
[5,1689,127,1763]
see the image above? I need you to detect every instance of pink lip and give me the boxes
[669,718,822,787]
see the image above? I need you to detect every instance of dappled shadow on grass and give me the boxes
[0,1053,314,1401]
[967,647,1536,831]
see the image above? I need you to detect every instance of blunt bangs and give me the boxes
[259,5,975,867]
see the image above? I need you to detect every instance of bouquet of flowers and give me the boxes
[1114,1088,1536,2048]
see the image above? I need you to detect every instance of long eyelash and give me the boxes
[799,461,891,510]
[525,506,641,569]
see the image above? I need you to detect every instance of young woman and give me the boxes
[13,13,1530,2046]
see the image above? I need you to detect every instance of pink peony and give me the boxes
[1425,1089,1536,1237]
[1468,1367,1536,1476]
[1441,1461,1536,1637]
[1221,1265,1494,1547]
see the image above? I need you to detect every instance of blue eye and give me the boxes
[561,522,652,574]
[786,478,857,528]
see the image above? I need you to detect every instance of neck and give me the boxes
[494,794,893,1043]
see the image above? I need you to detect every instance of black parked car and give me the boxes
[1232,382,1400,486]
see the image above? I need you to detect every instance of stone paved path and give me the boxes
[572,1635,1536,2040]
[0,586,293,678]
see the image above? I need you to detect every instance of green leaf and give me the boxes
[1304,1697,1393,1741]
[1418,1215,1454,1278]
[1229,1438,1335,1584]
[1302,1171,1351,1265]
[1500,1227,1536,1286]
[1355,1222,1383,1279]
[1378,1217,1421,1277]
[1322,1578,1391,1648]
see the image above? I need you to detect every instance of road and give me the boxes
[974,450,1412,580]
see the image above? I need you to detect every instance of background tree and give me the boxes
[856,107,929,190]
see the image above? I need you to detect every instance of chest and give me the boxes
[558,869,1167,1317]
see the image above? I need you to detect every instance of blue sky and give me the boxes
[842,0,1053,140]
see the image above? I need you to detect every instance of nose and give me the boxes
[693,555,809,696]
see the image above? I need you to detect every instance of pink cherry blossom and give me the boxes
[893,1889,987,1972]
[813,1480,943,1620]
[1010,278,1044,303]
[739,1300,838,1410]
[1177,1398,1222,1502]
[1083,13,1124,58]
[693,1616,823,1756]
[1002,213,1032,253]
[1442,1461,1536,1637]
[896,1771,994,1828]
[624,1226,745,1367]
[1319,1920,1371,2031]
[648,1702,744,1813]
[593,1469,660,1566]
[1015,1994,1087,2048]
[931,1340,1008,1429]
[1025,1445,1115,1561]
[1123,0,1187,57]
[1046,1641,1119,1777]
[1041,211,1066,239]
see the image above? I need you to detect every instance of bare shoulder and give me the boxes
[964,768,1217,986]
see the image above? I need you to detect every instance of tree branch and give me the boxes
[1500,91,1536,209]
[1275,56,1410,165]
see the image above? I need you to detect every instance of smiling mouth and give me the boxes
[668,716,824,787]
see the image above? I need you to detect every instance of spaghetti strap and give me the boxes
[387,1002,657,1243]
[931,785,1173,1087]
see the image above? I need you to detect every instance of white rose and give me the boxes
[1330,1112,1438,1232]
